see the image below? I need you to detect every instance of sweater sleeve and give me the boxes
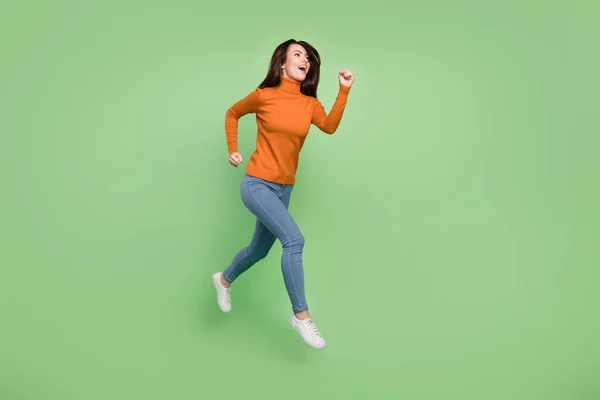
[225,89,261,154]
[311,83,351,134]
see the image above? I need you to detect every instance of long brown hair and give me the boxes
[258,39,321,98]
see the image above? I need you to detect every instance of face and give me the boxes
[281,43,310,82]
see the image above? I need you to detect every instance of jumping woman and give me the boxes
[212,39,354,350]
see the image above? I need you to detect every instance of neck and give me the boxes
[278,75,302,94]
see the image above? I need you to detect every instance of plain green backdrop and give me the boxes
[1,0,598,399]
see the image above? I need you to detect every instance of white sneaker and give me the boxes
[212,272,231,312]
[289,314,326,350]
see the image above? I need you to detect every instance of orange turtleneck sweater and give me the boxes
[225,76,351,184]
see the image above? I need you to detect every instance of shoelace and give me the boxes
[304,318,322,338]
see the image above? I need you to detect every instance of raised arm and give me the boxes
[225,89,261,154]
[311,69,354,134]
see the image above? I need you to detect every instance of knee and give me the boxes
[247,244,271,261]
[283,233,305,250]
[252,247,271,261]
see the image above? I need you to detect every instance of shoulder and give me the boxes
[306,94,322,109]
[255,86,275,100]
[243,87,264,103]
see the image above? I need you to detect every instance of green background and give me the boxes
[1,1,598,399]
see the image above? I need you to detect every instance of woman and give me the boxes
[212,39,354,350]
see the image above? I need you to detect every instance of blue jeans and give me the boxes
[223,174,308,313]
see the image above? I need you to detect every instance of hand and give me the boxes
[229,152,243,167]
[339,68,355,87]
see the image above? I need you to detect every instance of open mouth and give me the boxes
[298,65,308,73]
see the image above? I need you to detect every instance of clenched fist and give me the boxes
[229,152,243,167]
[339,68,355,87]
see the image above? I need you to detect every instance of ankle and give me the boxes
[220,273,230,288]
[294,310,310,320]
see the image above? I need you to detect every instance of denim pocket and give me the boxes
[241,176,262,206]
[244,175,268,193]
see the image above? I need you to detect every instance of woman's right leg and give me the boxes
[213,178,279,312]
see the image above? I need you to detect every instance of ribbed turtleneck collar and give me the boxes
[277,76,302,94]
